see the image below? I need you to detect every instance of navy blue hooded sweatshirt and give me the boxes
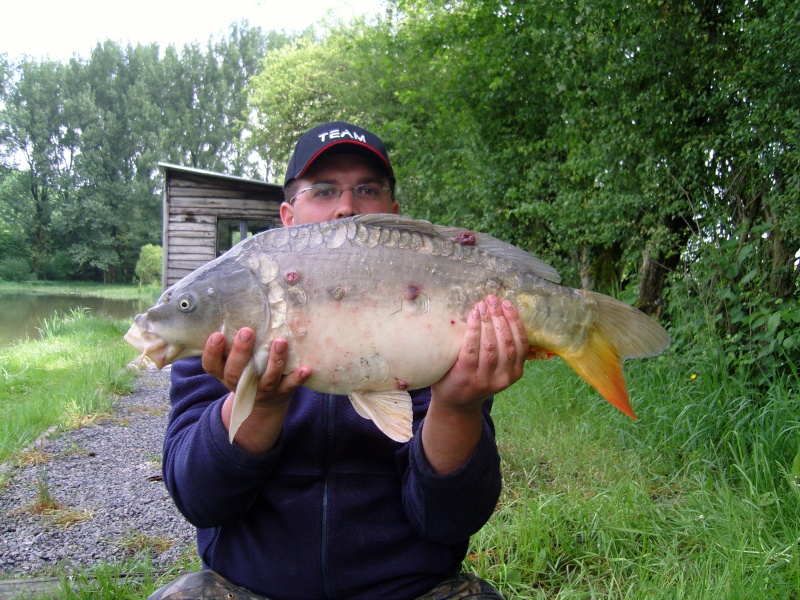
[162,356,502,599]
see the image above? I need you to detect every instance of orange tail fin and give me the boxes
[520,289,668,419]
[556,330,638,420]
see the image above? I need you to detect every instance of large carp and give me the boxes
[125,214,670,443]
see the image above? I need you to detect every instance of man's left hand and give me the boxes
[432,295,529,412]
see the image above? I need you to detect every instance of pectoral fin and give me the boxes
[349,391,413,443]
[228,357,261,443]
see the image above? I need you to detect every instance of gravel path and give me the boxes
[0,365,196,577]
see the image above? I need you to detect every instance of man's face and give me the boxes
[280,153,399,226]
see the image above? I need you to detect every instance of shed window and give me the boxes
[217,218,275,255]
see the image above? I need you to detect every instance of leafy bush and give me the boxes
[665,225,800,389]
[134,244,162,285]
[0,257,34,282]
[41,250,77,281]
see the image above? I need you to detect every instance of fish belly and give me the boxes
[282,294,465,395]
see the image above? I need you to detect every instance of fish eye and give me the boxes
[176,294,195,312]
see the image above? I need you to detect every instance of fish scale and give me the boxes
[125,214,670,444]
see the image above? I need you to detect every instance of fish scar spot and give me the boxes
[395,378,410,391]
[405,285,420,301]
[330,287,346,301]
[450,231,475,246]
[284,270,300,284]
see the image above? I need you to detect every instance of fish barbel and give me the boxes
[124,214,670,443]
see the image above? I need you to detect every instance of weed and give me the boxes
[65,409,115,430]
[119,531,175,557]
[33,465,61,512]
[49,553,200,599]
[144,450,163,467]
[41,506,95,530]
[14,447,54,467]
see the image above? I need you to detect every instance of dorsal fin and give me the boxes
[351,214,561,283]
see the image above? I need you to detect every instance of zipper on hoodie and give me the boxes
[320,393,335,598]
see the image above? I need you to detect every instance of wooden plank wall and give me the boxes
[163,170,282,288]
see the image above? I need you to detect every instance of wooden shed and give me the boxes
[159,163,284,289]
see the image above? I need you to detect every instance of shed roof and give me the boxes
[158,162,283,191]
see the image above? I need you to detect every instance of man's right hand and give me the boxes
[202,328,311,407]
[202,328,311,454]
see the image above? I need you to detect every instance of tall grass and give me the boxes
[0,308,140,463]
[470,355,800,598]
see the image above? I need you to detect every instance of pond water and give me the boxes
[0,292,148,347]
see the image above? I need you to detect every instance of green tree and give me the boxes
[160,23,291,177]
[54,41,156,282]
[1,23,292,283]
[247,0,798,382]
[248,18,397,181]
[0,59,80,278]
[0,167,31,262]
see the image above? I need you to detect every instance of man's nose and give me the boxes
[334,188,359,218]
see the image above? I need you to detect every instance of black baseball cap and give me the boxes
[284,121,395,187]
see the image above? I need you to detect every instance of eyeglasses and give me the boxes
[289,182,391,204]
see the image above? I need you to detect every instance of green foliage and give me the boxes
[248,0,799,383]
[52,554,200,599]
[248,18,397,180]
[135,244,163,285]
[1,19,800,594]
[0,257,33,282]
[41,250,78,281]
[665,221,800,390]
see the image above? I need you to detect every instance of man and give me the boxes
[150,122,528,599]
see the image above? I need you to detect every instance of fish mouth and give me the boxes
[124,318,172,369]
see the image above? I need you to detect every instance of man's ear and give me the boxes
[280,202,295,226]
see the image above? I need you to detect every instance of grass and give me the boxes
[48,554,199,599]
[467,356,800,599]
[1,285,799,597]
[0,307,147,464]
[0,280,162,301]
[0,282,161,464]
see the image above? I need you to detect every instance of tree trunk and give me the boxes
[637,248,681,318]
[580,245,593,291]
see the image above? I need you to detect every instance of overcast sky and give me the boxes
[4,0,387,62]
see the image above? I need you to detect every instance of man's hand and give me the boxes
[202,328,311,454]
[432,295,528,410]
[202,328,311,407]
[423,296,528,474]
